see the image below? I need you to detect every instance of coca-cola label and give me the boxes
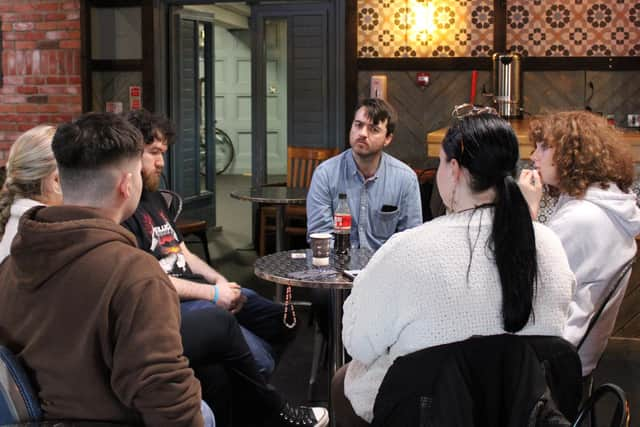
[334,213,352,230]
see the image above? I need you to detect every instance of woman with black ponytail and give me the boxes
[333,109,576,426]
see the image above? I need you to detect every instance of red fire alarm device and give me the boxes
[416,72,430,88]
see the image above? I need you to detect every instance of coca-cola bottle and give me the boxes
[333,193,352,256]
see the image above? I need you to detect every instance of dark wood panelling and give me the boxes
[523,71,584,116]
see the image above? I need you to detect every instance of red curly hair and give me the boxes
[528,111,634,198]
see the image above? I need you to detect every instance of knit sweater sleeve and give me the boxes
[343,230,422,366]
[110,274,203,427]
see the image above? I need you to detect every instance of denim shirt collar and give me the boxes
[346,149,385,184]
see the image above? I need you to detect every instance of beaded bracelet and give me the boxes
[212,285,219,305]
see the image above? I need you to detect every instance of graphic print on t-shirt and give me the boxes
[141,210,187,276]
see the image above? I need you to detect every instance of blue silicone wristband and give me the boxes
[212,285,219,305]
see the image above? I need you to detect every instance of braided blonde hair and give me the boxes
[0,125,57,235]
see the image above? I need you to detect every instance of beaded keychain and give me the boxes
[283,285,297,328]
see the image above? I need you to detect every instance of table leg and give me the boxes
[328,288,346,426]
[274,205,286,302]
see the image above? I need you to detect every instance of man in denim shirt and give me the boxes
[306,98,422,250]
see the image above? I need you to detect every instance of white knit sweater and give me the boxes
[342,209,575,422]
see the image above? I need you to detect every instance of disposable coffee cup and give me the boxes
[309,232,332,266]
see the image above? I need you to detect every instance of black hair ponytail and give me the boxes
[493,174,537,332]
[442,114,537,332]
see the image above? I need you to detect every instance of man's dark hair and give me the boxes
[355,98,397,136]
[53,112,143,170]
[125,109,176,145]
[52,113,143,200]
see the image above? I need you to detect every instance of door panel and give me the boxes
[170,9,215,224]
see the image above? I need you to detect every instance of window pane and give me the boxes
[91,7,142,60]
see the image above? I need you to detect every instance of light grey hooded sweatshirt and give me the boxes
[550,184,640,375]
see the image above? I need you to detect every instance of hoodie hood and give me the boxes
[557,184,640,239]
[6,205,138,291]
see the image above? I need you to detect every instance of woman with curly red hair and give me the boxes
[519,110,640,381]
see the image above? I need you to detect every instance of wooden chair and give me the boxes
[159,189,212,265]
[259,146,339,255]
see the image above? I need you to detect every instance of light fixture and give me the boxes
[407,0,436,49]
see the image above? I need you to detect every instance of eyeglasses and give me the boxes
[451,103,498,119]
[352,120,387,136]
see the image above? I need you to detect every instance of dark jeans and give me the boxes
[182,287,296,378]
[180,305,284,427]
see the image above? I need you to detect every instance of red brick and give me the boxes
[15,41,37,49]
[45,13,67,21]
[68,76,81,85]
[0,105,17,113]
[0,95,26,104]
[0,123,18,131]
[24,76,44,85]
[1,23,13,32]
[46,76,67,85]
[3,14,42,23]
[3,76,24,85]
[16,104,39,114]
[36,40,59,49]
[61,1,80,11]
[34,3,61,12]
[12,22,34,31]
[59,39,80,49]
[45,30,80,40]
[17,86,38,95]
[31,50,41,74]
[49,95,80,104]
[3,40,15,50]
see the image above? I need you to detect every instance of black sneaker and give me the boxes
[277,402,329,427]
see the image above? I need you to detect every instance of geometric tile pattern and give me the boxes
[507,0,640,56]
[358,0,494,57]
[358,0,640,58]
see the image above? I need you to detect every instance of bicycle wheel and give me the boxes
[215,128,235,175]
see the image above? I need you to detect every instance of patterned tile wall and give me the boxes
[358,0,494,57]
[357,0,640,57]
[507,0,640,56]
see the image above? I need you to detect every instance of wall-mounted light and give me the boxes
[408,1,436,46]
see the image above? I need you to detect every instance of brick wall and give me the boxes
[0,0,81,163]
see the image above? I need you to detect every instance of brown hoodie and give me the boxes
[0,205,203,426]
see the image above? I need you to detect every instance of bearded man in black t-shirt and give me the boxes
[122,111,297,378]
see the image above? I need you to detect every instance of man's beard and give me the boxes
[143,171,161,192]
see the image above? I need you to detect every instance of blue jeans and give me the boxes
[181,288,294,378]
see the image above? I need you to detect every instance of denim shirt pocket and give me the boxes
[372,208,401,240]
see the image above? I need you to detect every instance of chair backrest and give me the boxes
[286,146,339,189]
[0,345,42,424]
[158,189,184,222]
[372,334,582,427]
[572,383,630,427]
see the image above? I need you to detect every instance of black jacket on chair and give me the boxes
[371,334,582,427]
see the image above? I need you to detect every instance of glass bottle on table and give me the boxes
[333,193,351,256]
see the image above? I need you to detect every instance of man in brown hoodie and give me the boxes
[0,113,206,426]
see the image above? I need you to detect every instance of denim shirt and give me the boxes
[306,149,423,250]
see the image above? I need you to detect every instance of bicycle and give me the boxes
[200,128,235,175]
[215,128,234,175]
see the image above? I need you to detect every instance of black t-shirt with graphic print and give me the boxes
[122,189,206,283]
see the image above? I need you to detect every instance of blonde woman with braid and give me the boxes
[0,125,62,262]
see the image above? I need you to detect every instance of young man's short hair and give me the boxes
[355,98,397,136]
[124,109,176,145]
[53,113,143,170]
[52,112,143,198]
